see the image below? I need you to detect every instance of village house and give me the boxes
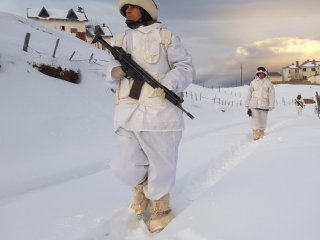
[282,60,320,84]
[282,62,301,82]
[268,72,282,83]
[27,7,113,50]
[27,7,88,40]
[300,60,320,84]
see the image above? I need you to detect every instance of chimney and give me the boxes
[296,61,299,67]
[313,59,316,65]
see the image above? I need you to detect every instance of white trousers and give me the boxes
[296,106,302,116]
[109,128,182,200]
[251,109,269,129]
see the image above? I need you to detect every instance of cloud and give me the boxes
[235,37,320,68]
[198,37,320,87]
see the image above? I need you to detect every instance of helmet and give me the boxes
[119,0,158,20]
[256,66,268,77]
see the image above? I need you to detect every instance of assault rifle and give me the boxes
[295,99,304,108]
[91,34,194,119]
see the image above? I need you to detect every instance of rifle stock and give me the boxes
[92,34,194,119]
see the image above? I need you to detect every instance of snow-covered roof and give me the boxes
[27,7,88,22]
[269,72,282,77]
[282,64,299,69]
[289,64,298,69]
[283,60,320,69]
[300,60,320,68]
[86,24,113,37]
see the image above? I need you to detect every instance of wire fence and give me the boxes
[182,90,318,108]
[22,32,110,67]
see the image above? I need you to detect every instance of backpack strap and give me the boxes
[160,28,172,51]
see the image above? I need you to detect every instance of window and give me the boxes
[60,26,65,31]
[312,68,316,71]
[303,68,306,71]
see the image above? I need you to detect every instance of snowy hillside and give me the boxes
[1,11,320,240]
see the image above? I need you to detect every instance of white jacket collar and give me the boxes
[255,76,268,81]
[135,22,165,33]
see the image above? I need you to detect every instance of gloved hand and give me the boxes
[111,66,125,80]
[153,88,165,99]
[247,108,252,117]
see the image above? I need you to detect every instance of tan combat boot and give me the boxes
[130,179,149,220]
[252,129,260,140]
[148,194,175,233]
[258,129,265,139]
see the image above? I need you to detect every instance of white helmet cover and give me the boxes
[256,66,268,76]
[119,0,158,20]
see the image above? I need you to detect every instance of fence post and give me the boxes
[52,38,60,58]
[23,33,31,52]
[69,51,76,61]
[89,53,94,63]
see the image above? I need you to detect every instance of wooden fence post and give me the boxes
[69,51,76,61]
[23,33,31,52]
[52,38,60,58]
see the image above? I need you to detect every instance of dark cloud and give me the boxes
[158,0,320,21]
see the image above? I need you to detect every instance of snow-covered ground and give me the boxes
[1,11,320,240]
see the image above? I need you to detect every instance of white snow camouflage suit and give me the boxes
[106,22,195,200]
[245,76,275,130]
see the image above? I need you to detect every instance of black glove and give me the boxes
[247,109,252,117]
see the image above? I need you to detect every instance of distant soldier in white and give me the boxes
[245,66,275,140]
[105,0,195,233]
[295,94,304,116]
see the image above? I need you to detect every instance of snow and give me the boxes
[1,11,320,240]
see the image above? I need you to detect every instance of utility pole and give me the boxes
[240,63,243,86]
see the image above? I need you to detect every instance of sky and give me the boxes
[2,0,320,85]
[1,11,320,240]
